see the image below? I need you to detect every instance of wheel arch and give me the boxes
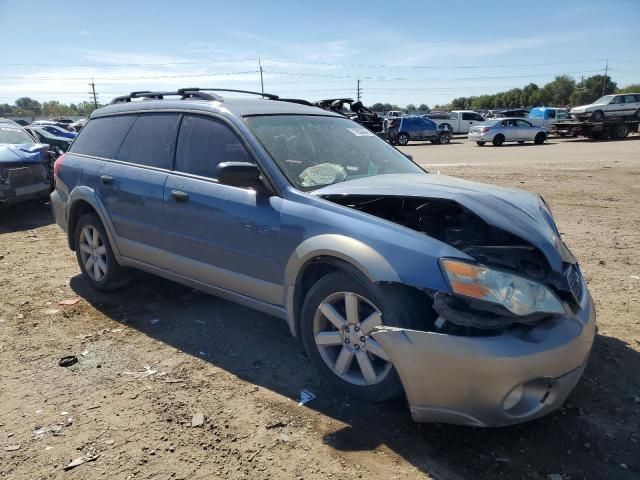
[66,187,120,256]
[283,235,400,337]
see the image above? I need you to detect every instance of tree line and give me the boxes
[0,98,100,118]
[369,75,639,112]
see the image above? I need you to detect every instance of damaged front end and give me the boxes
[316,175,596,426]
[321,193,582,332]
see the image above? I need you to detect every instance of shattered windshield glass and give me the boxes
[245,115,424,191]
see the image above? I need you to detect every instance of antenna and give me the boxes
[89,78,98,109]
[259,59,265,97]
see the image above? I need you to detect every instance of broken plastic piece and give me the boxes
[58,355,78,367]
[59,298,80,306]
[299,389,316,406]
[64,454,99,471]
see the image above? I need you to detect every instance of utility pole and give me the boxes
[356,80,362,102]
[602,59,609,96]
[259,59,264,97]
[89,78,98,109]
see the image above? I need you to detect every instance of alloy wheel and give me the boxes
[313,291,391,386]
[78,225,108,281]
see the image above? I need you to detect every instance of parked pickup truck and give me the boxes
[426,110,485,134]
[527,107,573,131]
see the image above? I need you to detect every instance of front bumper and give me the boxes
[371,284,596,427]
[0,182,50,205]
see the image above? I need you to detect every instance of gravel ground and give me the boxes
[1,135,639,479]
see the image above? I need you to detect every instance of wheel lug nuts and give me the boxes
[354,325,360,332]
[344,326,350,333]
[360,336,366,342]
[344,338,350,344]
[354,344,360,350]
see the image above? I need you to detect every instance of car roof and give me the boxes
[91,97,343,119]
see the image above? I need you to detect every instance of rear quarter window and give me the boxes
[69,115,136,159]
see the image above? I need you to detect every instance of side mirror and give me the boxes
[216,162,262,189]
[404,153,413,161]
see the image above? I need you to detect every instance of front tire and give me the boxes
[300,271,414,402]
[534,132,546,144]
[591,110,604,122]
[476,141,486,146]
[74,213,131,291]
[612,124,630,139]
[492,134,505,146]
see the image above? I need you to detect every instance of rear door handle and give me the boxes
[100,175,113,185]
[171,190,189,203]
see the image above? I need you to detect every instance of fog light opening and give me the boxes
[503,384,525,412]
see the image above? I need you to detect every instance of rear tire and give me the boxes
[300,270,416,402]
[591,110,604,122]
[492,134,505,146]
[397,133,409,146]
[534,132,546,144]
[438,132,452,144]
[74,213,132,291]
[476,141,486,146]
[634,109,640,120]
[517,141,525,144]
[612,124,630,139]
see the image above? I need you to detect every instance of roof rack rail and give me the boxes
[274,98,314,106]
[185,88,280,100]
[110,89,223,104]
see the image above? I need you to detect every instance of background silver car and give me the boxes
[469,118,547,146]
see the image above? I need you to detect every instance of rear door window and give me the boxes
[69,115,136,158]
[116,113,180,169]
[174,115,252,179]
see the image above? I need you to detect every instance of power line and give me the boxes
[0,57,618,69]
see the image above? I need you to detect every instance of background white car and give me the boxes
[570,93,640,121]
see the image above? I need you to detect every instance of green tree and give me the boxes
[451,97,468,109]
[617,83,640,94]
[0,103,15,115]
[541,75,575,106]
[418,103,429,111]
[370,102,385,112]
[43,100,71,117]
[406,103,417,111]
[14,97,42,115]
[570,75,617,106]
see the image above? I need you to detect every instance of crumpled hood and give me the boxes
[314,173,575,272]
[0,143,48,164]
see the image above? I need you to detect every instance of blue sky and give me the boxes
[0,0,638,107]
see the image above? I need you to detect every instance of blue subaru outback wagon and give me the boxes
[51,89,595,427]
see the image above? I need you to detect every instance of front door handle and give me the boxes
[171,190,189,203]
[100,175,113,185]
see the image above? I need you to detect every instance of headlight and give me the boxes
[441,259,565,316]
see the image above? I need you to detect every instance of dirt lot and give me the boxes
[1,135,639,480]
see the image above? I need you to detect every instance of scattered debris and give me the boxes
[80,350,89,356]
[5,444,20,451]
[630,275,640,280]
[199,351,207,357]
[58,355,78,367]
[104,439,115,446]
[59,298,80,306]
[75,334,93,340]
[33,424,64,437]
[64,454,99,471]
[111,328,124,333]
[278,433,291,442]
[299,389,316,406]
[150,318,160,325]
[266,420,287,430]
[60,411,69,416]
[27,230,38,238]
[122,365,157,378]
[44,309,61,315]
[191,412,205,427]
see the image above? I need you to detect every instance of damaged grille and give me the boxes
[565,265,582,303]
